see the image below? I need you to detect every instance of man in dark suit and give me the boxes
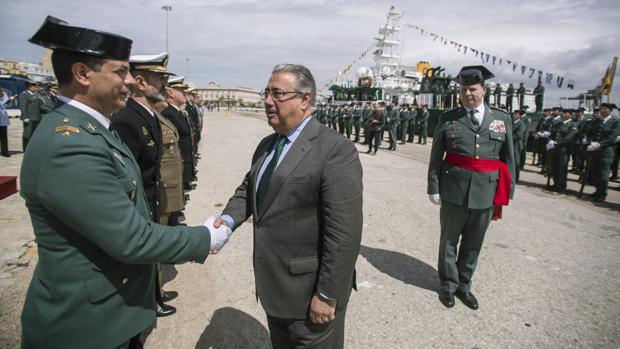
[428,65,515,310]
[214,64,363,348]
[111,52,178,317]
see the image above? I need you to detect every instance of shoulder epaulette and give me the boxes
[55,125,80,136]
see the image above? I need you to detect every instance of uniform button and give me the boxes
[163,183,168,188]
[476,134,480,138]
[475,155,480,159]
[476,144,480,148]
[156,201,159,206]
[122,277,128,284]
[132,180,136,185]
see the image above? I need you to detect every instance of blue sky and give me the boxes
[2,0,619,106]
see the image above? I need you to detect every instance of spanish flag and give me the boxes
[599,57,617,96]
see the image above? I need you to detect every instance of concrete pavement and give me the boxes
[0,111,619,348]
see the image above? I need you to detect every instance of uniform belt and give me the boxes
[444,152,512,220]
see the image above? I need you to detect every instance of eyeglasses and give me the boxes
[259,88,304,101]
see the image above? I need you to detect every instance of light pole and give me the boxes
[161,5,172,52]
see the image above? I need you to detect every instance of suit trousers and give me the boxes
[438,202,493,293]
[267,308,347,349]
[0,126,8,156]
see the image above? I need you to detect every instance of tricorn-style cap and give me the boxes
[600,103,618,110]
[130,52,175,75]
[168,76,188,90]
[453,65,495,85]
[28,16,132,60]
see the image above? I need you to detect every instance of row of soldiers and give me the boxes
[520,104,620,202]
[18,81,59,152]
[487,81,545,113]
[314,102,431,153]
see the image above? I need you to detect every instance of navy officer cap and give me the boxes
[28,16,132,60]
[453,65,495,85]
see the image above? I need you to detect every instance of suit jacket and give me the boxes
[417,109,430,127]
[427,104,516,209]
[222,116,363,319]
[111,98,162,221]
[162,104,193,184]
[20,102,211,348]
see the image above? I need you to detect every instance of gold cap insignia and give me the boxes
[86,123,96,132]
[142,126,148,136]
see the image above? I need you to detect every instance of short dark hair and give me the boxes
[51,49,105,86]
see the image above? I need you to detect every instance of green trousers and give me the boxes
[438,202,493,293]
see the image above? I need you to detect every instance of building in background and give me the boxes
[196,82,261,108]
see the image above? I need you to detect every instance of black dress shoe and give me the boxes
[156,303,176,317]
[438,291,455,308]
[366,149,372,154]
[455,290,478,310]
[161,290,178,302]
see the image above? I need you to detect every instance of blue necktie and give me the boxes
[257,136,287,211]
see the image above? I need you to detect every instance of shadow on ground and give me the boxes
[195,307,271,349]
[359,245,440,292]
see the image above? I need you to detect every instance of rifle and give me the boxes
[579,151,591,196]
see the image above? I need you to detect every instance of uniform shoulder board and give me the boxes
[55,124,80,136]
[489,106,508,114]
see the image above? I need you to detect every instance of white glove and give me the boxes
[23,118,30,123]
[429,194,441,205]
[615,136,620,144]
[204,216,232,252]
[534,132,542,139]
[546,140,556,150]
[582,137,587,144]
[587,142,601,151]
[542,131,551,138]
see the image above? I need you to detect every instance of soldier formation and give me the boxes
[314,101,431,155]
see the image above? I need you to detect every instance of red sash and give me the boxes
[444,153,511,220]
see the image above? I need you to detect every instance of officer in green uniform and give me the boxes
[571,108,587,172]
[519,106,531,169]
[362,102,373,144]
[19,82,45,151]
[533,81,545,112]
[386,102,400,150]
[493,83,503,108]
[517,82,526,110]
[343,103,353,139]
[407,104,418,142]
[512,110,526,181]
[399,104,411,144]
[20,16,229,349]
[505,83,515,113]
[416,104,430,144]
[546,109,578,192]
[352,102,363,142]
[428,65,515,310]
[584,103,620,202]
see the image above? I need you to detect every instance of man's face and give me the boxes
[167,87,186,106]
[141,73,167,104]
[562,112,572,120]
[459,83,486,109]
[600,106,611,117]
[87,59,134,115]
[512,112,521,121]
[264,72,309,135]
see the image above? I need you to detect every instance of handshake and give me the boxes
[203,216,233,253]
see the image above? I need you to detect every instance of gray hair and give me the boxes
[272,64,316,106]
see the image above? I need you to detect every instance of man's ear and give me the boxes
[71,63,91,88]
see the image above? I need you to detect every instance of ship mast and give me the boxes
[373,6,402,81]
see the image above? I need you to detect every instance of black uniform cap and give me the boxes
[600,103,618,110]
[28,16,132,60]
[453,65,495,85]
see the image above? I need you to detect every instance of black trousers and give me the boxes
[267,309,347,349]
[368,130,381,152]
[0,126,8,156]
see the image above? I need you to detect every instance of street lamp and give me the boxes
[161,5,172,52]
[185,58,189,79]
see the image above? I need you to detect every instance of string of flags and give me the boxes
[321,43,376,92]
[403,23,575,89]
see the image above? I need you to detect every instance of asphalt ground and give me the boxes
[0,111,619,348]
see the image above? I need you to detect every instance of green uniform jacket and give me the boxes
[428,105,516,209]
[20,102,211,349]
[512,119,526,157]
[19,91,43,122]
[589,117,620,157]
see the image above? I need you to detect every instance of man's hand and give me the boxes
[213,217,229,229]
[308,295,336,325]
[23,119,30,123]
[203,216,232,253]
[429,194,441,205]
[587,142,601,152]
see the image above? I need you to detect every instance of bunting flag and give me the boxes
[545,73,553,84]
[567,80,575,89]
[557,76,564,88]
[400,22,574,88]
[538,71,543,81]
